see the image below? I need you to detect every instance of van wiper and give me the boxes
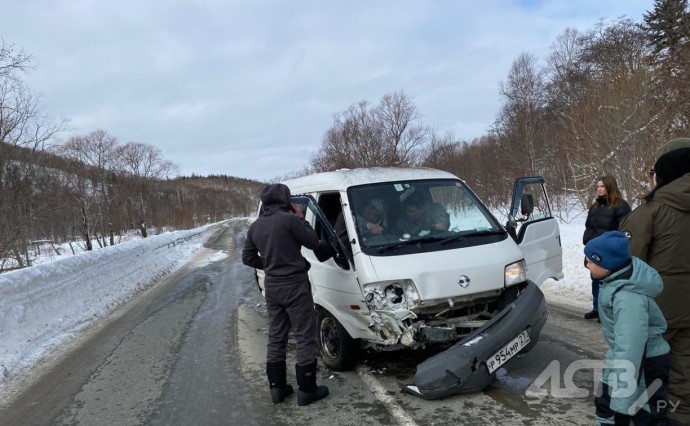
[376,239,420,253]
[465,229,506,237]
[376,235,446,253]
[441,229,505,245]
[439,235,469,245]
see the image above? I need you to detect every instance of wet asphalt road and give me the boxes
[0,220,607,425]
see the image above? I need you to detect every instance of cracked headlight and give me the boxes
[362,279,421,310]
[505,259,528,287]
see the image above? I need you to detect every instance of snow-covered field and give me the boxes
[0,214,595,391]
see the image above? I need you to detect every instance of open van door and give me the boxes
[507,177,563,285]
[291,194,363,370]
[291,194,350,270]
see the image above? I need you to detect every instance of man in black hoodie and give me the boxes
[242,183,329,406]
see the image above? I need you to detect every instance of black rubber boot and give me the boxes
[296,360,329,406]
[584,310,599,320]
[266,361,293,403]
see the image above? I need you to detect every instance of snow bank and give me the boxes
[0,223,221,387]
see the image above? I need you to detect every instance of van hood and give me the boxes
[360,238,523,300]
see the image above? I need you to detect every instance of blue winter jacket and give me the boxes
[598,257,670,415]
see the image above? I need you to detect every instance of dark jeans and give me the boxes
[265,280,317,366]
[595,353,670,425]
[592,277,601,311]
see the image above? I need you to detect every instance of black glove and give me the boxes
[314,239,336,262]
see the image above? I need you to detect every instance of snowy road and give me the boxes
[0,222,608,425]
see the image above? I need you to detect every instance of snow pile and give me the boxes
[0,222,222,387]
[542,214,592,311]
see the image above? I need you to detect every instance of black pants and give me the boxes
[665,327,690,425]
[265,280,317,366]
[595,353,671,425]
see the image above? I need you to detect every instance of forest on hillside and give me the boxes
[0,140,264,270]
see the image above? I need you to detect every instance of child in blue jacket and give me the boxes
[585,231,670,425]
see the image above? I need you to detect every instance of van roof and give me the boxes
[282,167,460,194]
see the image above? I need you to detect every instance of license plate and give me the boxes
[486,330,531,374]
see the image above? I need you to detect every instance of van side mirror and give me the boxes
[520,193,534,217]
[506,214,518,242]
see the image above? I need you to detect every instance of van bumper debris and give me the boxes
[403,281,547,400]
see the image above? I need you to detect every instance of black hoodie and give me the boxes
[242,184,320,286]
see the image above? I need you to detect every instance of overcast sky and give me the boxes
[3,0,652,182]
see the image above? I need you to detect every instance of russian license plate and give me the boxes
[486,330,531,374]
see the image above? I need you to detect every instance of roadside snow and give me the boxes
[0,221,224,388]
[542,214,593,313]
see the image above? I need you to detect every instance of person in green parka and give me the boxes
[585,231,670,425]
[619,138,690,425]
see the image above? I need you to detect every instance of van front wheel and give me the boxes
[316,308,358,371]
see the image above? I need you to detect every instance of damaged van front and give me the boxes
[255,168,562,399]
[404,280,547,399]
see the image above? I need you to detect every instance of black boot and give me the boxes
[584,310,599,320]
[266,361,293,403]
[296,360,329,406]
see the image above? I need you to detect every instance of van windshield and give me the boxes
[348,179,505,254]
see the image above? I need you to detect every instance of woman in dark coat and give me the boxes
[582,175,631,320]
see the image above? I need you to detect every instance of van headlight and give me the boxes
[362,279,421,310]
[505,260,528,287]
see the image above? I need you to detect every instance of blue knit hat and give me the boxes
[584,231,630,271]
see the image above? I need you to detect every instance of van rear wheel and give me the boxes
[316,308,358,371]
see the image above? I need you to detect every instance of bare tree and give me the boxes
[375,91,429,165]
[555,20,656,207]
[57,130,121,246]
[117,142,177,237]
[0,40,63,269]
[0,39,31,79]
[494,52,548,178]
[310,91,429,172]
[421,130,461,173]
[546,28,592,116]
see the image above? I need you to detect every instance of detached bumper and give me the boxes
[404,281,547,400]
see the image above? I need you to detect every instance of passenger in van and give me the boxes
[241,183,329,406]
[357,198,389,236]
[334,198,389,253]
[394,192,449,236]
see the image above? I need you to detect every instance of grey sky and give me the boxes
[3,0,651,182]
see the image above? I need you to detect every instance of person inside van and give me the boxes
[357,198,389,236]
[334,197,389,253]
[394,192,449,236]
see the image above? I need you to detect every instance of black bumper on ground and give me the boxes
[404,281,547,400]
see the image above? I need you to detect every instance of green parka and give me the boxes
[619,173,690,328]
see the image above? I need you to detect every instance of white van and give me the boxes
[253,167,562,399]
